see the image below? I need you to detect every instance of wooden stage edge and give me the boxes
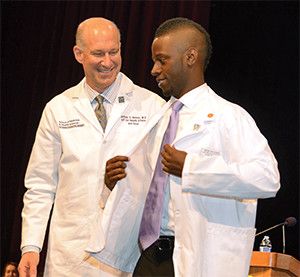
[249,251,300,277]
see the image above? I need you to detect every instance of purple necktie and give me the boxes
[139,100,183,250]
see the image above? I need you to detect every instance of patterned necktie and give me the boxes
[94,95,107,131]
[139,100,183,250]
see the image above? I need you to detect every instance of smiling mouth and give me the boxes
[157,79,166,88]
[98,67,115,74]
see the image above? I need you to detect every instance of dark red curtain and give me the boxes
[1,0,299,272]
[1,0,211,270]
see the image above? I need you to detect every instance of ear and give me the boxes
[185,48,198,66]
[73,45,83,64]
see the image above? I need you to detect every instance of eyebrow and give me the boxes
[152,53,168,59]
[90,48,119,54]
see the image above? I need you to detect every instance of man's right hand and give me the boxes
[105,155,129,190]
[18,252,39,277]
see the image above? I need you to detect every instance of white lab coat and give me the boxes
[21,73,165,277]
[86,100,172,273]
[144,84,280,277]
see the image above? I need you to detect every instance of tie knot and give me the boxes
[172,100,183,112]
[95,95,104,104]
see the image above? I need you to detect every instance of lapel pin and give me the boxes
[118,96,125,103]
[193,124,201,131]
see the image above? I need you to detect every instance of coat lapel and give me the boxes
[104,93,129,136]
[125,100,173,156]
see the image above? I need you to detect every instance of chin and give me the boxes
[161,88,173,98]
[100,71,117,80]
[98,74,116,86]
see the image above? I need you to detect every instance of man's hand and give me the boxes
[18,252,39,277]
[161,144,187,177]
[105,156,129,190]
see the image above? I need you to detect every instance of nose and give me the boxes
[151,62,161,76]
[101,53,113,67]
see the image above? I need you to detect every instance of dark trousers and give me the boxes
[133,236,175,277]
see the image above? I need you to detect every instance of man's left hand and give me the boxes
[161,144,187,177]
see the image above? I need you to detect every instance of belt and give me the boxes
[143,236,174,264]
[156,236,174,251]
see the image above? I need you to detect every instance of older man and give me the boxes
[18,17,164,277]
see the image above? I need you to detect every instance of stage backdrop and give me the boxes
[1,0,299,272]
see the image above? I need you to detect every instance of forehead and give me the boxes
[152,34,179,56]
[6,264,16,270]
[151,28,193,57]
[84,27,120,50]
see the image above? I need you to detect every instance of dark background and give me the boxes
[1,0,299,272]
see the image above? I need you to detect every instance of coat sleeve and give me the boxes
[21,104,61,249]
[181,106,280,200]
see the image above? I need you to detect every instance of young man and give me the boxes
[132,17,280,277]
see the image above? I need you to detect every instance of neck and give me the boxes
[177,78,205,98]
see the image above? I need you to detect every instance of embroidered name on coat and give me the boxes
[59,119,84,129]
[121,115,147,125]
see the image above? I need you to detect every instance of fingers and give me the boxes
[162,144,173,154]
[18,252,39,277]
[160,144,187,177]
[106,155,129,165]
[18,263,29,277]
[106,170,127,183]
[105,171,126,190]
[161,144,173,163]
[29,266,37,277]
[106,156,128,176]
[18,264,28,277]
[161,145,173,173]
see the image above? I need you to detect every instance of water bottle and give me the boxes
[259,235,272,252]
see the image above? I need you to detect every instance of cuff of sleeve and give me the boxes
[21,245,41,255]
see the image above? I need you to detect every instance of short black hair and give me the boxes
[155,17,212,70]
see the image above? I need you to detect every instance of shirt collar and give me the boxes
[84,73,121,104]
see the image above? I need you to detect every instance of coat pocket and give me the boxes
[202,221,256,277]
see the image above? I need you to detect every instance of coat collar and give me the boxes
[70,73,135,135]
